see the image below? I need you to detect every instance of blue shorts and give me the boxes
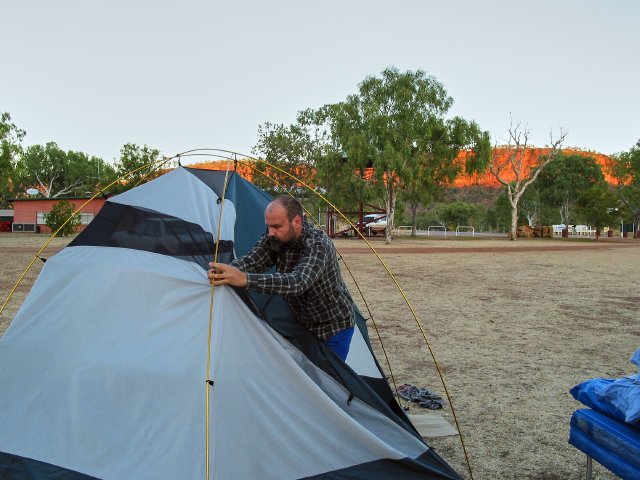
[326,326,355,361]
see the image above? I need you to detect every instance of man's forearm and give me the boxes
[246,271,310,296]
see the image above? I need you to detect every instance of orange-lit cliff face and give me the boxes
[188,160,256,180]
[191,149,616,189]
[454,148,616,188]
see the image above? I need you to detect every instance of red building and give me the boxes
[10,197,107,234]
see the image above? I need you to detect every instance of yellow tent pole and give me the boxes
[204,160,233,480]
[0,156,175,319]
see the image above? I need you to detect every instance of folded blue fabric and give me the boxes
[570,347,640,429]
[569,409,640,479]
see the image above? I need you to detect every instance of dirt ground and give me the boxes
[1,233,639,479]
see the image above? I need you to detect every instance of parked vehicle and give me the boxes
[365,215,387,234]
[348,213,387,236]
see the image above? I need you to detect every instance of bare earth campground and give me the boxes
[1,233,639,479]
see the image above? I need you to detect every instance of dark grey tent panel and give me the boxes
[0,453,99,480]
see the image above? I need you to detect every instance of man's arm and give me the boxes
[209,234,275,287]
[229,235,275,273]
[208,262,248,287]
[245,238,328,296]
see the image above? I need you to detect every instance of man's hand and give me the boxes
[208,262,248,288]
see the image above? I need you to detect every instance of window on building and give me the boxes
[80,213,95,225]
[36,212,47,225]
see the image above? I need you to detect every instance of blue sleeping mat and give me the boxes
[569,408,640,480]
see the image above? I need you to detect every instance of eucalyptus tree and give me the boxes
[399,119,490,235]
[518,184,542,227]
[21,142,107,198]
[253,68,490,240]
[316,67,490,242]
[252,120,323,198]
[576,186,617,239]
[608,139,640,237]
[536,152,605,226]
[111,143,163,193]
[436,201,482,230]
[0,112,26,207]
[488,123,567,240]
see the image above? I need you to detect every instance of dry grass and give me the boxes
[335,236,639,480]
[2,233,639,479]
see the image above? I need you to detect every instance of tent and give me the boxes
[0,166,460,479]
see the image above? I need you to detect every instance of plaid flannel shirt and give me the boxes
[231,223,355,340]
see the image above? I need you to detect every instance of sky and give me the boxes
[2,0,639,165]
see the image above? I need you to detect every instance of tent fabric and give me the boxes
[0,453,99,480]
[0,167,460,479]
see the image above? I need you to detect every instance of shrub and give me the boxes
[45,200,81,236]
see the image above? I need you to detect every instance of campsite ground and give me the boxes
[2,233,639,480]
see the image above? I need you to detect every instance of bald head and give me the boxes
[265,196,303,245]
[271,195,304,222]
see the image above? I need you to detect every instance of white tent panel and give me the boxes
[345,324,383,379]
[209,291,428,479]
[108,167,236,240]
[0,247,210,479]
[0,246,427,479]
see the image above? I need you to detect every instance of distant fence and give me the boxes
[427,225,447,237]
[396,226,413,234]
[456,226,475,237]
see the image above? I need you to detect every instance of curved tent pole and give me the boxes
[175,148,475,480]
[203,159,234,480]
[0,155,176,319]
[1,147,474,479]
[234,160,403,392]
[177,151,402,398]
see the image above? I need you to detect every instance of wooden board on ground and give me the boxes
[407,412,458,438]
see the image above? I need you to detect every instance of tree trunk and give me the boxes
[560,200,571,226]
[510,203,518,240]
[488,124,567,241]
[385,181,396,244]
[508,191,520,241]
[411,203,418,236]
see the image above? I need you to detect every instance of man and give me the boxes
[208,195,355,360]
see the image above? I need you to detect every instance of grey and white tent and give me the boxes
[0,166,460,479]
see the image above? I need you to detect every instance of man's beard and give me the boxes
[267,223,296,254]
[268,236,287,254]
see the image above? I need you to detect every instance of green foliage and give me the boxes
[252,119,324,199]
[44,200,81,236]
[415,209,442,229]
[0,113,164,204]
[392,199,408,225]
[0,112,26,208]
[320,68,491,237]
[112,143,163,193]
[576,186,618,234]
[411,202,487,230]
[435,201,483,230]
[252,68,492,240]
[537,153,605,224]
[519,185,544,227]
[21,142,110,198]
[486,192,512,232]
[608,140,640,229]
